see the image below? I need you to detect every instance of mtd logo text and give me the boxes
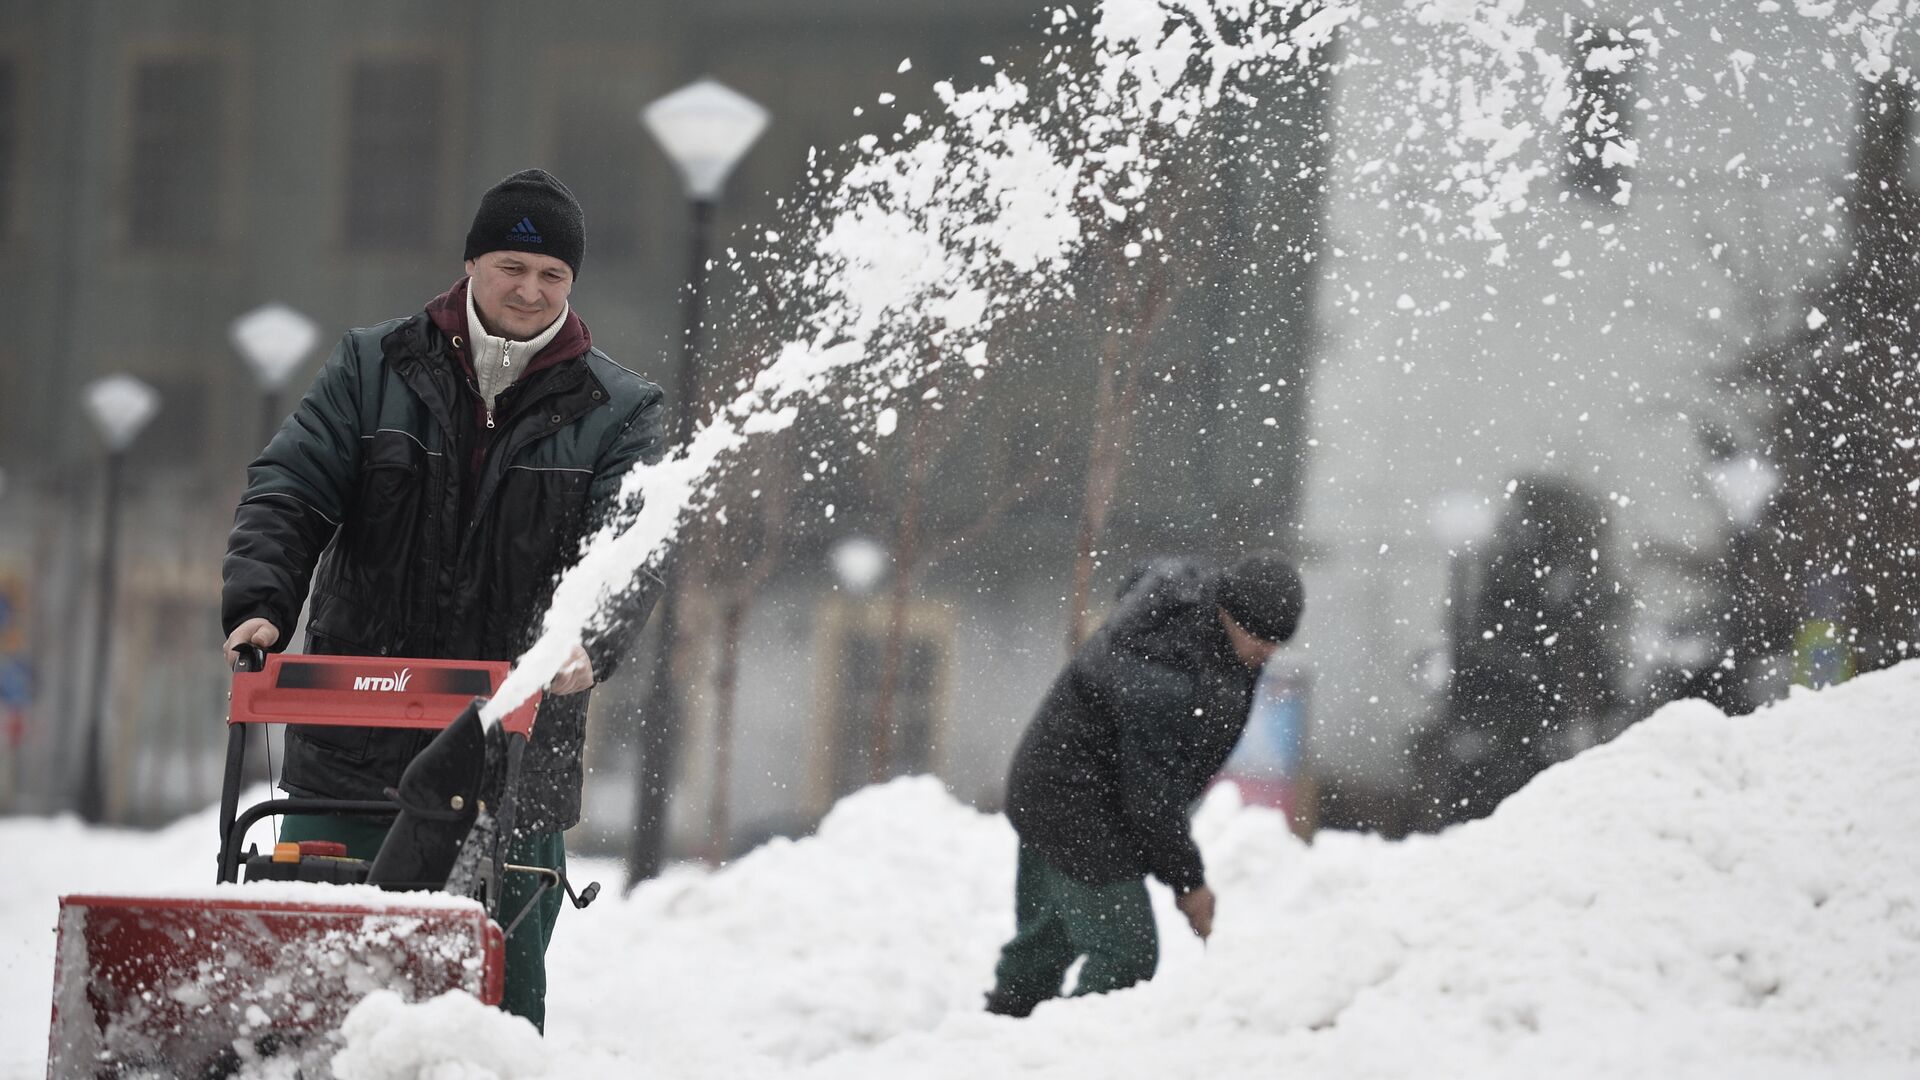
[353,668,413,693]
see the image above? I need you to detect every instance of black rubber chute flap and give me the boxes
[366,699,490,891]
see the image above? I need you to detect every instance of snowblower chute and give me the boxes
[46,649,545,1077]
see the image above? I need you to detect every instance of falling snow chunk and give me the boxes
[1728,49,1757,94]
[741,405,798,435]
[1725,153,1748,172]
[1585,45,1638,72]
[897,57,912,73]
[1263,417,1278,426]
[1124,242,1143,258]
[1378,544,1390,555]
[1397,294,1416,310]
[1807,307,1828,330]
[876,408,899,437]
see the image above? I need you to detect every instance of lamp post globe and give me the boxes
[78,374,160,824]
[830,535,889,595]
[84,375,160,453]
[231,303,318,446]
[643,78,771,204]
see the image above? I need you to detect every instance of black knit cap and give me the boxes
[1217,552,1305,644]
[464,168,585,275]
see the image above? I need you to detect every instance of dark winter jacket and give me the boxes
[1004,561,1259,893]
[222,281,667,833]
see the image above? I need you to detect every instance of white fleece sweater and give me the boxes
[465,282,568,415]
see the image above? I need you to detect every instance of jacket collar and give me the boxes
[423,277,593,381]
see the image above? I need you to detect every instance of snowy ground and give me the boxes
[7,662,1918,1079]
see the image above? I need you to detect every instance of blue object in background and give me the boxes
[1224,665,1309,781]
[0,657,31,708]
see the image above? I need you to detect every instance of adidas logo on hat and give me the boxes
[466,169,582,273]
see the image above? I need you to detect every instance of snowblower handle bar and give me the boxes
[225,653,537,737]
[217,650,541,884]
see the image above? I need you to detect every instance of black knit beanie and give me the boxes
[464,169,585,275]
[1217,552,1305,644]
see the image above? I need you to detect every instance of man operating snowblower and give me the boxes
[220,169,666,1032]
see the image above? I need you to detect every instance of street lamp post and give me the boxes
[77,375,159,824]
[631,77,769,883]
[231,303,319,448]
[1431,492,1497,689]
[1708,452,1781,711]
[1418,491,1497,828]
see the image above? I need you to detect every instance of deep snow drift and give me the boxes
[6,661,1917,1078]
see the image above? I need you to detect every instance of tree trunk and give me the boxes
[870,405,930,784]
[705,597,747,862]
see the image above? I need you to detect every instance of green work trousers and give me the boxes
[278,814,566,1032]
[989,842,1159,1012]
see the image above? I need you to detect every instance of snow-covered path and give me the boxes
[7,663,1918,1078]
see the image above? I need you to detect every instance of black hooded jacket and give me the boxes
[222,283,666,833]
[1004,561,1259,893]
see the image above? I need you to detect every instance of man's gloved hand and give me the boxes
[1176,884,1216,941]
[223,618,280,665]
[545,643,596,696]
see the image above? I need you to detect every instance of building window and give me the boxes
[813,598,953,808]
[127,57,222,249]
[552,96,644,260]
[1566,26,1641,207]
[345,58,441,250]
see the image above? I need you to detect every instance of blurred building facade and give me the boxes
[0,1,1328,854]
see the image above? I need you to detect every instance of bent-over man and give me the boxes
[986,552,1304,1017]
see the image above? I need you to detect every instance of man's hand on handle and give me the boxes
[223,619,280,666]
[1176,884,1216,941]
[544,643,595,696]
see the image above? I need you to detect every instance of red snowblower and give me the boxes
[46,647,596,1076]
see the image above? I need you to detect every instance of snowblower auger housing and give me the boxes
[46,649,541,1078]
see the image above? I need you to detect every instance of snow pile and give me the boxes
[330,992,546,1080]
[541,664,1914,1080]
[8,663,1917,1078]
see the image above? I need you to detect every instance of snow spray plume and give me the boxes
[484,0,1319,719]
[484,0,1916,722]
